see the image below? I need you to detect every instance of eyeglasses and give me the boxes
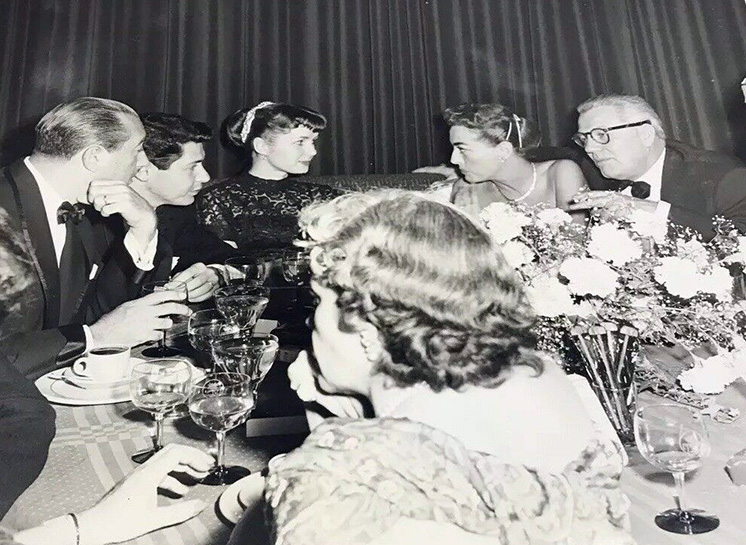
[572,120,651,147]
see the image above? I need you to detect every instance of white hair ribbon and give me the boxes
[240,101,275,143]
[513,114,523,148]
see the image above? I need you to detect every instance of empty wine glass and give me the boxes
[212,335,279,393]
[634,403,719,534]
[129,359,193,463]
[187,309,240,369]
[188,372,255,485]
[214,284,270,337]
[225,255,275,285]
[140,280,188,357]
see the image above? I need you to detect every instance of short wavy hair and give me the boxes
[34,97,139,159]
[304,191,543,392]
[142,112,212,170]
[443,102,541,152]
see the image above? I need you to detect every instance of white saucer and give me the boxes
[61,367,131,389]
[36,358,204,406]
[218,473,265,525]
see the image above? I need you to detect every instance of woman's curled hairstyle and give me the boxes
[305,192,544,391]
[443,103,541,152]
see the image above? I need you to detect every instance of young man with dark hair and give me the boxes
[130,113,235,281]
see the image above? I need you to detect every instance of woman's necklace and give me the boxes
[504,163,537,203]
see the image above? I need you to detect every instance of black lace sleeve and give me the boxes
[196,176,341,251]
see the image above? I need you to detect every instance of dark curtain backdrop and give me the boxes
[1,0,745,178]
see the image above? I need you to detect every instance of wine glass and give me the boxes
[140,280,188,357]
[634,403,720,534]
[129,359,193,463]
[214,283,270,337]
[281,248,311,285]
[189,372,255,485]
[187,309,240,369]
[225,255,275,285]
[212,335,279,392]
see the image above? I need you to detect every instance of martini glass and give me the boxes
[214,283,270,338]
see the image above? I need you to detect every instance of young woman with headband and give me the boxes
[196,102,339,251]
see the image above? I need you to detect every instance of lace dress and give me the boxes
[195,174,340,252]
[265,417,633,545]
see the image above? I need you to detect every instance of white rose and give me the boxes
[679,353,739,394]
[501,240,535,269]
[699,266,733,300]
[559,257,619,298]
[587,223,643,266]
[525,276,574,317]
[480,203,531,244]
[627,209,668,243]
[536,208,572,227]
[723,237,746,264]
[654,257,700,299]
[678,239,710,270]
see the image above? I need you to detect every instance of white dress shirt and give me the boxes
[619,149,671,217]
[24,157,159,347]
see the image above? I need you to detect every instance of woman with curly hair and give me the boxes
[196,102,340,252]
[430,103,588,220]
[257,192,633,545]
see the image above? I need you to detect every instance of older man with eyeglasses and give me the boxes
[568,94,746,240]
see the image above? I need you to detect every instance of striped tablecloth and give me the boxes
[5,384,746,544]
[4,401,303,545]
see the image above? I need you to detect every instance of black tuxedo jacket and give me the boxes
[584,140,746,240]
[156,204,236,273]
[0,353,55,519]
[0,160,170,378]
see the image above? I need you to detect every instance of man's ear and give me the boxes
[80,145,108,173]
[638,123,657,147]
[133,162,153,183]
[252,136,270,156]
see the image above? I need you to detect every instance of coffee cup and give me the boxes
[72,346,131,383]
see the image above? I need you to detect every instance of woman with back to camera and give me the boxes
[257,191,632,545]
[196,102,340,252]
[430,102,588,220]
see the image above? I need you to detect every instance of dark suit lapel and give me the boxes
[65,213,106,321]
[6,162,61,327]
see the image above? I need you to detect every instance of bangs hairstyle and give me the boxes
[142,113,212,170]
[34,97,139,159]
[443,102,541,151]
[310,192,543,392]
[224,103,327,150]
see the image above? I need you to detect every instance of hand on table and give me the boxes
[170,263,221,302]
[88,289,191,347]
[288,350,365,419]
[567,190,658,219]
[87,180,158,248]
[76,444,214,544]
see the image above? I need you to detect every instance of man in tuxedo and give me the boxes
[0,97,190,378]
[568,94,746,240]
[129,112,235,296]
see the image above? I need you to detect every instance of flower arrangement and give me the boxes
[480,202,746,397]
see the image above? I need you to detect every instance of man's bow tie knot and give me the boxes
[56,201,86,224]
[617,180,651,199]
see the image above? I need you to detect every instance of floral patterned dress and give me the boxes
[265,417,634,545]
[195,174,340,252]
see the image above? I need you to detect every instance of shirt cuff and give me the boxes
[655,200,671,219]
[83,324,94,351]
[123,229,158,271]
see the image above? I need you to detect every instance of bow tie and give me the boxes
[616,180,651,199]
[56,201,86,225]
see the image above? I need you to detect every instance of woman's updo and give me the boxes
[302,191,544,392]
[443,103,541,152]
[224,102,327,151]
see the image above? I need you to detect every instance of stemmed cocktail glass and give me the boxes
[188,372,254,485]
[634,403,719,534]
[140,280,188,357]
[129,359,192,463]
